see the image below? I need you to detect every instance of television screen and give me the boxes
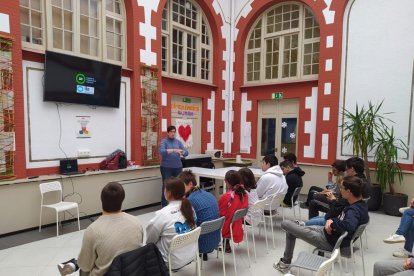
[44,51,122,108]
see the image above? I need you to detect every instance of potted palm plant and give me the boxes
[341,101,387,210]
[375,126,408,216]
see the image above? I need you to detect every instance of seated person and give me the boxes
[256,154,287,199]
[301,160,346,208]
[307,157,369,220]
[146,177,197,270]
[178,170,220,261]
[238,167,261,226]
[279,160,304,207]
[374,257,414,276]
[58,182,144,276]
[383,198,414,258]
[219,170,248,253]
[273,176,369,273]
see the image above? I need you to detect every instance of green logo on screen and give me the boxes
[75,73,86,84]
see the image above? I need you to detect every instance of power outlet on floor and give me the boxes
[77,149,90,157]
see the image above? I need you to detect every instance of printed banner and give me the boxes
[175,118,193,148]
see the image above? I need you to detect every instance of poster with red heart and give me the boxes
[175,118,193,148]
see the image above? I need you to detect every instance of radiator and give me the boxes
[119,176,162,210]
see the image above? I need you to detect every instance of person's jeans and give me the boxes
[305,216,325,226]
[396,208,414,235]
[404,220,414,252]
[308,197,330,219]
[160,166,183,207]
[281,220,333,263]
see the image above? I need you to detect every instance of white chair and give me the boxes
[345,223,369,276]
[263,193,285,248]
[168,227,202,276]
[281,186,303,220]
[230,207,250,275]
[285,249,340,276]
[199,216,226,275]
[245,197,271,260]
[39,181,80,236]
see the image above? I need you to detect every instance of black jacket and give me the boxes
[283,167,305,206]
[104,243,169,276]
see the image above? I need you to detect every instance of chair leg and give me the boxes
[230,227,237,276]
[263,216,269,253]
[39,206,43,232]
[76,206,80,231]
[196,251,201,276]
[360,239,366,276]
[251,224,257,261]
[221,240,226,276]
[245,224,251,267]
[56,211,59,236]
[270,215,275,248]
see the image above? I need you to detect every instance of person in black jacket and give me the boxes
[280,160,304,206]
[274,175,369,273]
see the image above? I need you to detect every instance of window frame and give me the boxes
[162,0,213,84]
[19,0,126,66]
[244,3,320,85]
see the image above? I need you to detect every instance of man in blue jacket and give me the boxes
[159,125,188,207]
[274,175,369,273]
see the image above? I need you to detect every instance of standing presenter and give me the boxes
[159,125,188,207]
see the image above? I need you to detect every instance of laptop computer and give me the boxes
[60,159,84,175]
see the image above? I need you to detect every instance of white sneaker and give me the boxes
[393,248,411,258]
[399,207,410,214]
[383,234,406,243]
[57,262,76,276]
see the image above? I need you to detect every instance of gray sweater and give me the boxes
[77,212,144,276]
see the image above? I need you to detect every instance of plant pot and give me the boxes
[367,184,382,211]
[383,192,408,216]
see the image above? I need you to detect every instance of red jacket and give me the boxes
[219,191,249,243]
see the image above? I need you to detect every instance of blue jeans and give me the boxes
[160,166,183,207]
[404,221,414,252]
[396,208,414,235]
[305,216,325,226]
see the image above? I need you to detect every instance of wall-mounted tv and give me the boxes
[44,51,122,108]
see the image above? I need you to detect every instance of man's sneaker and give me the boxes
[383,234,406,243]
[273,258,290,273]
[57,260,76,276]
[393,248,411,258]
[399,207,410,214]
[294,220,306,226]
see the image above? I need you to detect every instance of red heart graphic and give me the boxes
[178,125,192,142]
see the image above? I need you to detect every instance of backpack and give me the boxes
[100,149,127,170]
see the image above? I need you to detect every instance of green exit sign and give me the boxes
[183,97,192,103]
[272,92,283,100]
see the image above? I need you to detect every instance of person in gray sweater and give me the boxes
[57,182,144,276]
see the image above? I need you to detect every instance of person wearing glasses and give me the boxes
[159,125,189,207]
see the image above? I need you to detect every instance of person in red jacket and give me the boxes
[219,170,248,253]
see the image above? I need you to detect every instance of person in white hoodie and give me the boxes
[256,154,288,199]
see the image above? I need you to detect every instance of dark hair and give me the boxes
[331,160,346,172]
[283,153,297,164]
[341,175,364,197]
[345,157,365,175]
[238,168,256,191]
[101,182,125,212]
[178,170,197,187]
[279,160,293,169]
[225,170,246,201]
[165,177,195,228]
[167,125,176,132]
[263,154,278,167]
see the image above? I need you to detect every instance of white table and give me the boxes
[184,166,264,198]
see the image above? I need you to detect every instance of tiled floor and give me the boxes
[0,205,406,276]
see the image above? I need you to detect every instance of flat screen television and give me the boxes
[44,51,122,108]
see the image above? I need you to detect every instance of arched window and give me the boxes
[162,0,213,83]
[19,0,126,65]
[245,3,320,83]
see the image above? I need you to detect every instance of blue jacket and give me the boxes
[188,189,220,253]
[324,199,369,249]
[159,137,188,168]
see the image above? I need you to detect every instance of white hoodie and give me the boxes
[256,165,288,199]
